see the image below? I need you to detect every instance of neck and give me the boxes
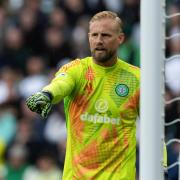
[93,55,118,67]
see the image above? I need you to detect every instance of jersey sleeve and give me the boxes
[42,60,81,104]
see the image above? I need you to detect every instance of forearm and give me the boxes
[42,78,74,104]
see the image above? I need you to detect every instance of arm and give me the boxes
[42,72,75,104]
[26,70,76,118]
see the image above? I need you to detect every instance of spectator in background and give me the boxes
[14,118,33,145]
[48,7,68,31]
[18,0,47,54]
[0,103,17,176]
[117,31,140,67]
[103,0,123,13]
[85,0,106,15]
[120,0,140,34]
[18,55,49,99]
[4,143,29,180]
[0,7,8,54]
[58,0,87,27]
[166,1,180,41]
[0,105,17,147]
[1,27,30,71]
[44,102,67,169]
[23,149,62,180]
[0,67,20,104]
[165,51,180,96]
[0,78,19,173]
[7,0,23,14]
[12,100,45,164]
[165,86,179,139]
[17,8,38,52]
[71,15,91,58]
[117,0,140,67]
[43,26,72,68]
[44,102,66,145]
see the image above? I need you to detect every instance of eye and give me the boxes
[102,33,111,37]
[91,33,98,37]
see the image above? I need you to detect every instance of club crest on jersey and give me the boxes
[115,84,129,97]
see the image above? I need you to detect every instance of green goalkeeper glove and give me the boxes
[26,91,53,118]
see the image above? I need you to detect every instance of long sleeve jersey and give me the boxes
[43,57,140,180]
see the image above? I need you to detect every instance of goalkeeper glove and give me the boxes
[26,91,53,118]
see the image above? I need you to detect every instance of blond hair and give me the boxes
[89,11,123,33]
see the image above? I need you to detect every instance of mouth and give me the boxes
[94,47,106,52]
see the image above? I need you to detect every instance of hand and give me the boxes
[26,92,52,118]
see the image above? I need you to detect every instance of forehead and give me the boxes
[89,18,118,33]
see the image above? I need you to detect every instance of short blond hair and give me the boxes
[89,11,123,33]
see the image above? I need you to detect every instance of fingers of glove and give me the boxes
[35,94,50,105]
[42,103,52,118]
[36,108,42,114]
[41,103,52,118]
[35,100,47,106]
[26,94,45,112]
[26,92,51,116]
[26,95,34,104]
[26,96,38,111]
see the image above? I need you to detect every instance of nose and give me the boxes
[96,34,103,43]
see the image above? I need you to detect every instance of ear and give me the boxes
[118,33,125,45]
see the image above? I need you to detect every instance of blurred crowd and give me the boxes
[0,0,179,179]
[165,0,180,179]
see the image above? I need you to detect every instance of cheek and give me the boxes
[113,40,121,49]
[108,41,119,50]
[89,39,94,48]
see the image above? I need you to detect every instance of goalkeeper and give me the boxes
[26,11,167,179]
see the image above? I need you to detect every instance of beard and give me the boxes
[91,49,116,63]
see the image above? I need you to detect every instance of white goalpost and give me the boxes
[140,0,165,179]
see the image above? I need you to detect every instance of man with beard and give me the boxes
[26,11,166,179]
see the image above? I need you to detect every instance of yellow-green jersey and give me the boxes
[43,57,140,180]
